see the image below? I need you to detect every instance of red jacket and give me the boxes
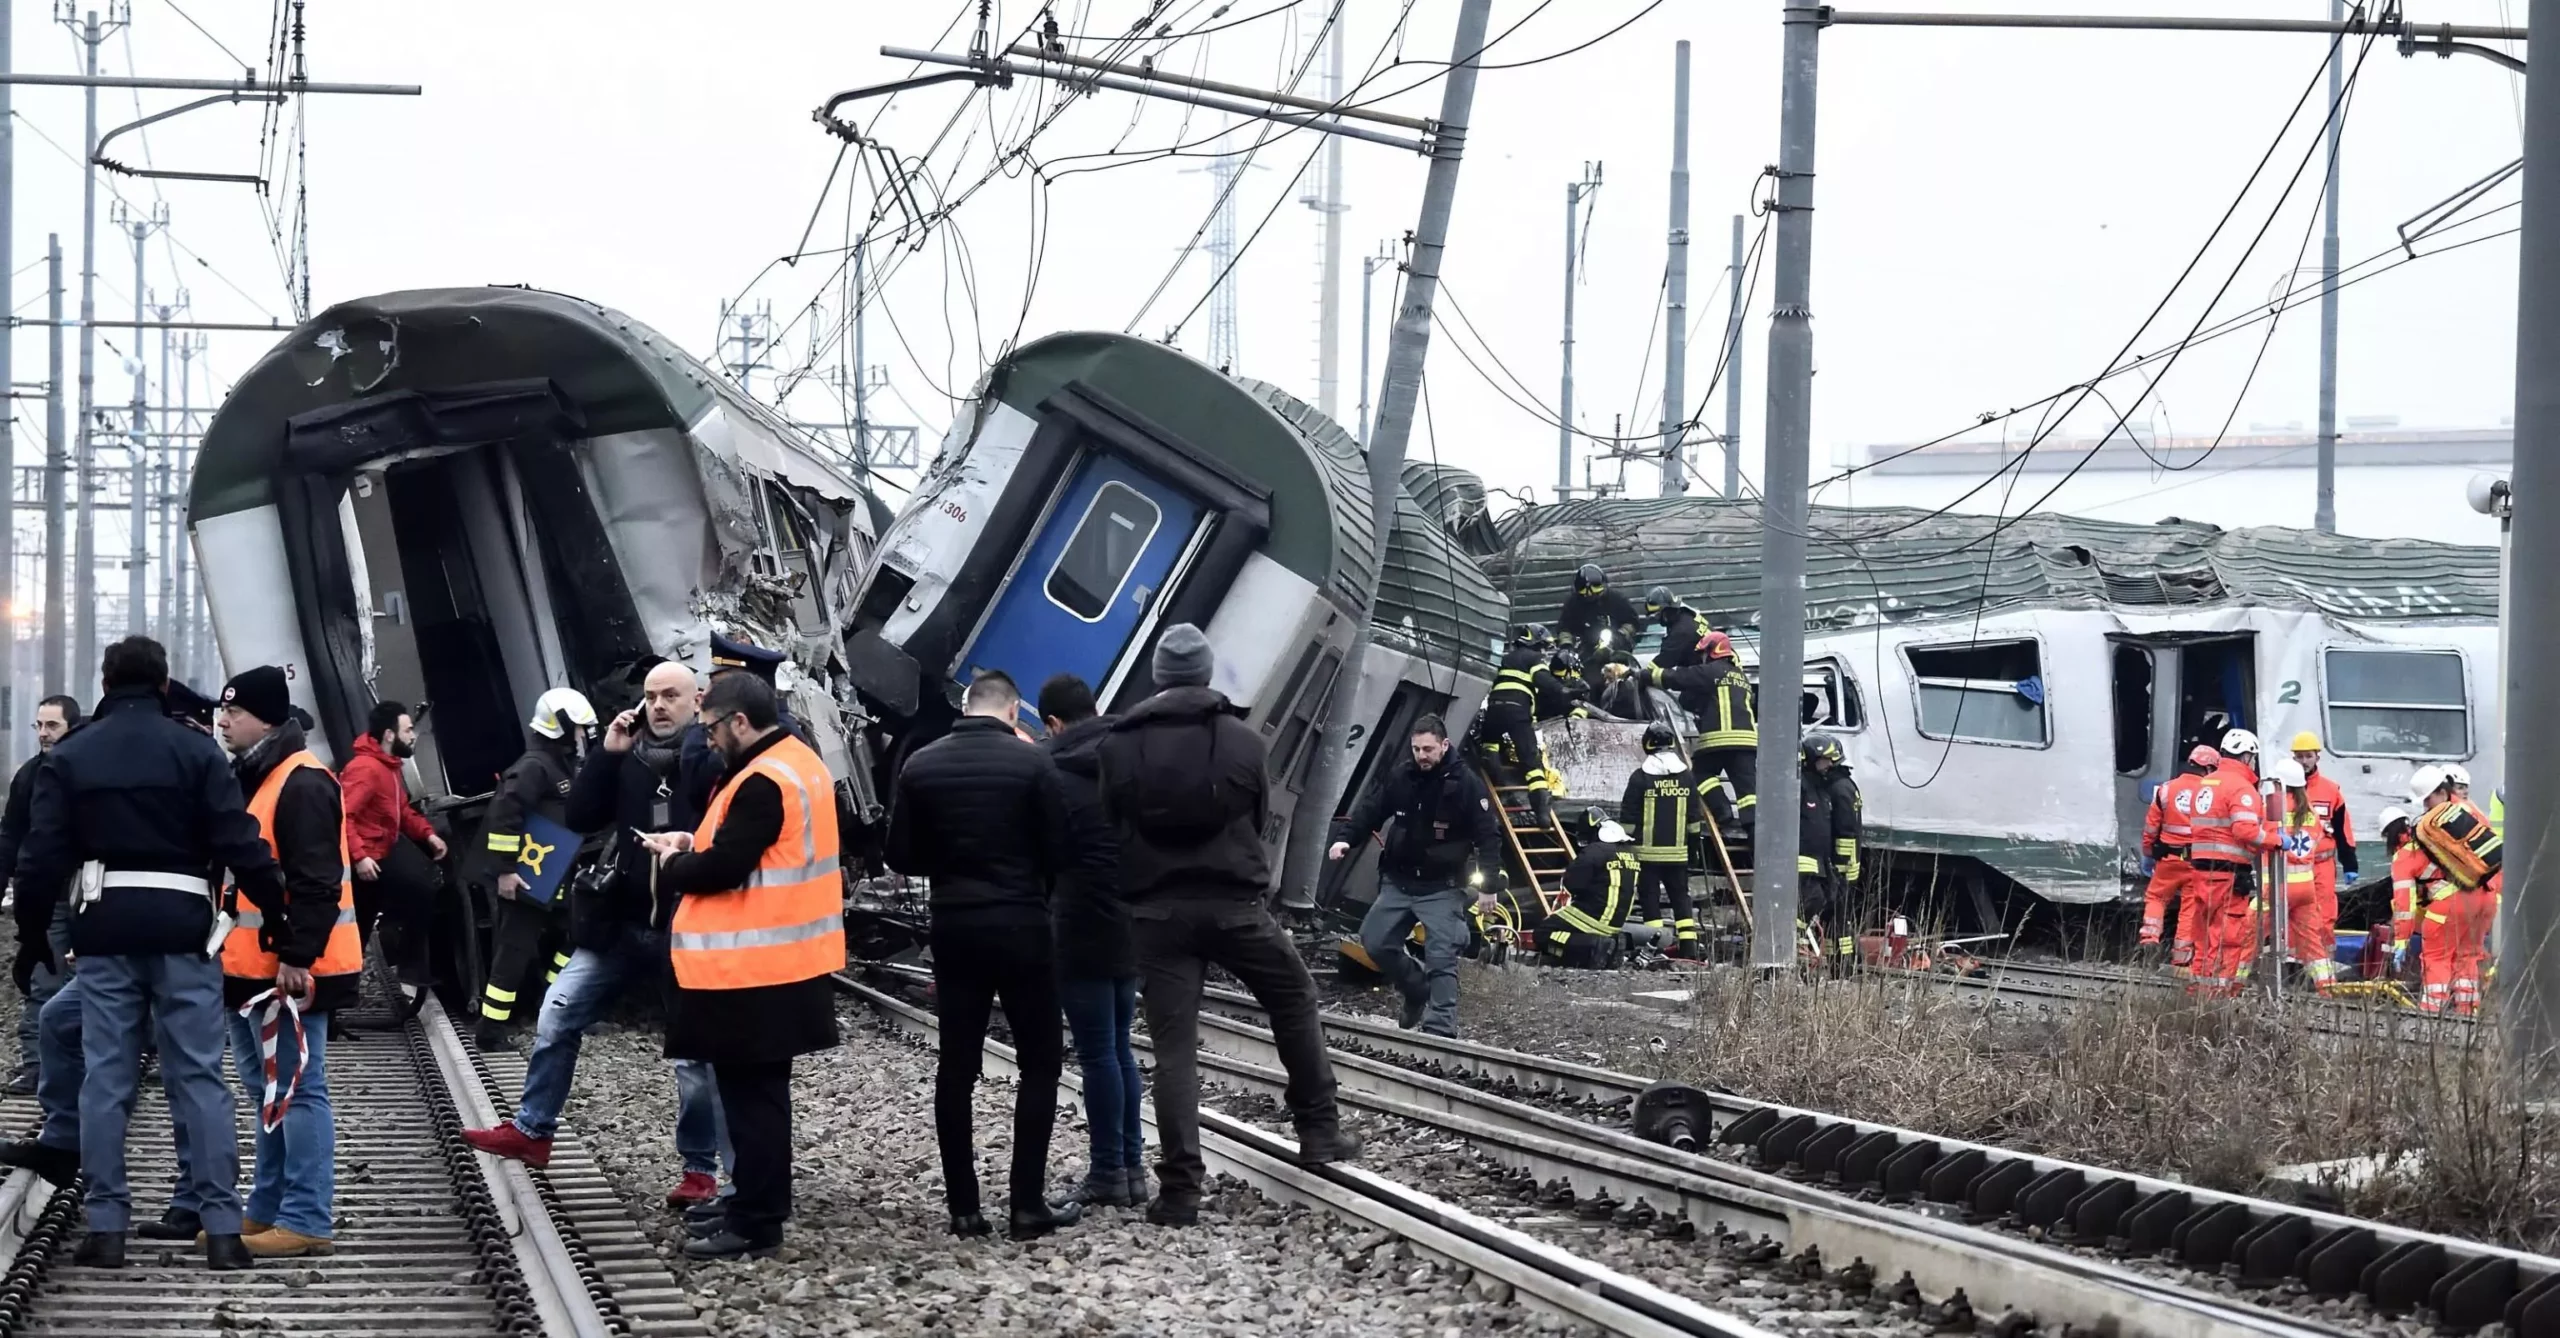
[342,733,435,862]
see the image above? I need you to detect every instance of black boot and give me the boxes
[1294,1125,1363,1167]
[947,1211,991,1238]
[1072,1167,1134,1208]
[682,1228,779,1261]
[135,1207,203,1241]
[1008,1199,1082,1242]
[0,1139,79,1189]
[71,1231,123,1268]
[1144,1197,1199,1227]
[204,1233,251,1271]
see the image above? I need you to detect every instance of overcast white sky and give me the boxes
[1,0,2529,550]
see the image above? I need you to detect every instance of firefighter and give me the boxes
[1618,721,1703,957]
[2407,765,2500,1015]
[1644,588,1701,672]
[1556,564,1641,662]
[1537,809,1638,968]
[2184,728,2271,997]
[2141,744,2217,975]
[1649,631,1756,833]
[2267,756,2338,994]
[1538,650,1593,723]
[1798,732,1861,974]
[1482,625,1560,824]
[475,688,595,1051]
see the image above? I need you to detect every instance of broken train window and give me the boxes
[752,483,831,636]
[1905,638,2048,747]
[2322,647,2470,759]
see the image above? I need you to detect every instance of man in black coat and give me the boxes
[1037,673,1142,1209]
[1098,624,1357,1227]
[1,695,80,1094]
[884,669,1082,1242]
[1331,714,1505,1037]
[461,660,730,1210]
[12,636,280,1270]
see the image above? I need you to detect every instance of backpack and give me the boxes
[1120,717,1243,849]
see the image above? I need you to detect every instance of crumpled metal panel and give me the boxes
[578,427,720,657]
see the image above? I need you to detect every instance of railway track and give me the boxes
[1172,980,2556,1338]
[1925,959,2478,1044]
[0,991,707,1338]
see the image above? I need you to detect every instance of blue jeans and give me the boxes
[229,1008,332,1238]
[15,958,65,1081]
[39,974,198,1212]
[1358,876,1470,1038]
[79,953,239,1234]
[511,926,729,1177]
[1059,975,1143,1173]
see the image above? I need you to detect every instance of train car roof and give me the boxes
[983,332,1506,672]
[1490,498,2498,630]
[191,285,867,521]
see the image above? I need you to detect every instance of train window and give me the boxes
[1044,481,1161,622]
[1906,638,2048,747]
[761,487,830,635]
[1802,659,1864,730]
[2322,647,2470,758]
[2112,645,2154,775]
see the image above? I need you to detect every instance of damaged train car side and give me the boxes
[187,286,880,817]
[840,330,1505,903]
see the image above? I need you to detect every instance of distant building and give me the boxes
[1829,423,2510,544]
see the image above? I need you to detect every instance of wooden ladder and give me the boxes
[1489,781,1578,914]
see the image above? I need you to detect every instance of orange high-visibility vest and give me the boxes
[670,733,846,990]
[2186,760,2265,865]
[224,750,361,982]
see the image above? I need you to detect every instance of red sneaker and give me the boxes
[460,1123,553,1169]
[664,1171,718,1209]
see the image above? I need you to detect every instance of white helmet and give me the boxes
[2377,805,2412,830]
[2442,762,2473,792]
[528,687,597,740]
[2220,727,2260,758]
[2406,765,2449,807]
[2268,756,2307,789]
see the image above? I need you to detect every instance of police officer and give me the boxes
[1538,808,1637,968]
[1332,714,1505,1038]
[1649,631,1758,832]
[11,635,279,1269]
[1555,564,1641,660]
[1619,721,1705,957]
[475,688,595,1050]
[1798,732,1863,974]
[1483,626,1562,824]
[708,632,809,740]
[1644,588,1701,672]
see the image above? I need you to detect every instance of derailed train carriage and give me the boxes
[187,287,887,992]
[1489,497,2501,931]
[837,330,1506,916]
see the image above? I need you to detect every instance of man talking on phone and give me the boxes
[462,661,731,1212]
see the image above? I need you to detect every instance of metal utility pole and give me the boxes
[1285,0,1494,903]
[0,0,13,770]
[2505,0,2560,1073]
[66,5,122,684]
[119,204,161,640]
[1204,149,1243,370]
[174,330,196,684]
[40,236,60,698]
[2314,0,2344,534]
[1308,13,1347,417]
[1558,163,1601,501]
[1661,41,1692,497]
[151,290,177,639]
[1726,214,1746,498]
[851,244,867,469]
[1358,244,1392,444]
[1752,3,1822,969]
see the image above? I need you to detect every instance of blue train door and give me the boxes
[959,452,1201,721]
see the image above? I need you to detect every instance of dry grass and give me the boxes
[1446,964,2560,1253]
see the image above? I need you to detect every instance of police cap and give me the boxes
[708,631,787,686]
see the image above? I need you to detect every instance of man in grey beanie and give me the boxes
[1096,624,1357,1227]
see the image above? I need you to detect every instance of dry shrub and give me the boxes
[1453,964,2560,1251]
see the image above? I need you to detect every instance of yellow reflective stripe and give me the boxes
[231,907,356,931]
[487,834,523,852]
[480,1004,511,1021]
[483,984,517,1002]
[2426,910,2449,924]
[1797,855,1821,873]
[670,912,847,955]
[746,857,843,889]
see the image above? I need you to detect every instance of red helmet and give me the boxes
[1696,630,1737,661]
[2187,745,2219,768]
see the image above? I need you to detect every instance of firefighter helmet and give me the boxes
[1697,630,1737,661]
[1641,720,1680,753]
[2289,730,2323,753]
[1533,624,1557,650]
[1644,585,1675,613]
[1574,805,1610,837]
[1511,623,1544,647]
[2269,756,2307,789]
[2187,744,2220,768]
[2218,727,2260,758]
[1576,562,1606,592]
[528,687,597,740]
[2377,805,2412,833]
[1801,732,1845,767]
[2407,765,2450,806]
[1550,649,1584,676]
[2442,762,2473,792]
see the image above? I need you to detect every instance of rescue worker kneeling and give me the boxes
[1330,714,1504,1038]
[1537,810,1637,968]
[1618,721,1704,957]
[214,666,358,1258]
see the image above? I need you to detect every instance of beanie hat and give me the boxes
[1152,623,1215,688]
[219,666,292,727]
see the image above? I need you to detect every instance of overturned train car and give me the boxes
[187,286,882,816]
[839,330,1505,905]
